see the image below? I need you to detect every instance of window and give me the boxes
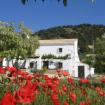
[56,62,63,69]
[30,61,37,69]
[58,48,63,53]
[30,62,34,68]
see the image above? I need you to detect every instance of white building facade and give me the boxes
[2,39,94,78]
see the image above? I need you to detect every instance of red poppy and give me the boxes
[62,71,69,77]
[51,93,60,105]
[79,101,86,105]
[1,92,15,105]
[51,93,58,101]
[53,77,60,85]
[0,67,5,74]
[15,87,35,104]
[86,99,91,105]
[68,78,74,84]
[63,101,69,105]
[6,66,17,73]
[95,87,101,92]
[79,79,90,84]
[69,92,76,103]
[98,91,105,96]
[62,84,67,92]
[100,78,105,83]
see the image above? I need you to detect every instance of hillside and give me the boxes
[34,24,105,55]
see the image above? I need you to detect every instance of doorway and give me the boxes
[43,61,49,69]
[78,66,84,78]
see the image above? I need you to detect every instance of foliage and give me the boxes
[94,34,105,73]
[0,22,22,58]
[0,21,39,59]
[42,54,70,60]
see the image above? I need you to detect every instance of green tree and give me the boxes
[0,21,21,58]
[18,22,39,58]
[0,21,39,67]
[94,33,105,73]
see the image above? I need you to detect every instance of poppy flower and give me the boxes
[79,101,86,105]
[68,78,74,84]
[63,101,69,105]
[1,92,15,105]
[62,84,67,92]
[79,79,90,84]
[95,87,101,92]
[98,91,105,96]
[86,99,91,105]
[62,71,69,76]
[15,87,35,104]
[51,93,60,105]
[0,67,5,74]
[6,66,17,73]
[53,77,60,85]
[100,78,105,83]
[69,92,76,103]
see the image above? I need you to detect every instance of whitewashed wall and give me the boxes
[36,45,74,57]
[35,40,80,62]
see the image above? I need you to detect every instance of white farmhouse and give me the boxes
[2,39,94,78]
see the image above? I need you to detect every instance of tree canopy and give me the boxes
[95,34,105,73]
[0,22,39,59]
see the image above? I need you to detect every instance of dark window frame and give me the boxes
[58,48,63,53]
[57,62,63,69]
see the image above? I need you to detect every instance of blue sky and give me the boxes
[0,0,105,32]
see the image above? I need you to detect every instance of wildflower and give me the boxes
[79,79,90,84]
[79,101,86,105]
[6,66,17,73]
[100,78,105,83]
[62,71,69,77]
[69,92,76,103]
[53,77,60,85]
[68,78,74,84]
[98,91,105,96]
[51,93,60,105]
[63,100,69,105]
[51,93,58,101]
[86,99,91,105]
[1,92,15,105]
[62,84,67,92]
[15,87,35,104]
[0,67,5,74]
[95,87,101,92]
